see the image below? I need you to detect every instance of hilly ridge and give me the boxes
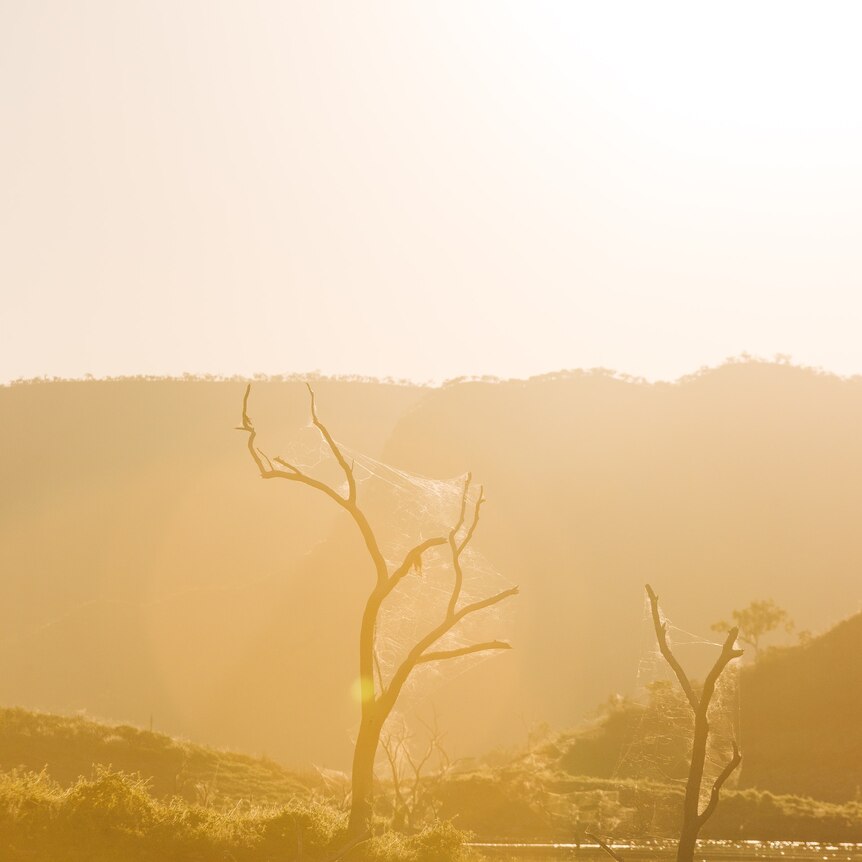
[0,705,312,805]
[2,362,861,769]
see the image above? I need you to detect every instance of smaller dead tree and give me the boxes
[645,584,743,862]
[380,713,451,831]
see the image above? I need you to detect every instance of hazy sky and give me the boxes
[3,1,862,383]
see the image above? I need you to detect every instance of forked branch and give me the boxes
[385,537,448,597]
[379,474,516,710]
[645,584,699,711]
[306,383,357,505]
[240,384,388,580]
[380,576,518,712]
[698,740,742,826]
[239,384,349,509]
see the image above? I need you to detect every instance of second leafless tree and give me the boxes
[645,584,743,862]
[380,713,451,832]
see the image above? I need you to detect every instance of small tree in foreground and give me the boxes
[240,384,518,841]
[645,584,743,862]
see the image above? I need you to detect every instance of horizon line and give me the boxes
[3,354,860,390]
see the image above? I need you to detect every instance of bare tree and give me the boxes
[645,584,743,862]
[239,384,518,839]
[380,713,451,832]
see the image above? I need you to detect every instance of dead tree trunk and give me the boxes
[348,712,383,837]
[645,584,743,862]
[240,384,518,841]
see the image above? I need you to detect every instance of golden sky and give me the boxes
[2,1,862,383]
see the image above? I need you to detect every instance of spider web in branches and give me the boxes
[267,421,515,704]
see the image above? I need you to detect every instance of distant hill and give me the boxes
[2,362,862,768]
[0,705,313,805]
[739,611,862,801]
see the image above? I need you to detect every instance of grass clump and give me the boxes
[0,766,473,862]
[360,821,473,862]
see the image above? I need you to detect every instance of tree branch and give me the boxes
[458,484,485,554]
[645,584,699,712]
[240,385,389,585]
[385,537,448,597]
[307,383,357,505]
[415,640,512,665]
[380,730,407,820]
[385,478,486,610]
[373,648,384,694]
[699,628,743,717]
[377,475,512,712]
[380,585,518,712]
[240,385,350,507]
[698,741,742,826]
[450,472,471,538]
[447,476,478,618]
[272,455,301,474]
[239,384,269,476]
[586,832,625,862]
[454,585,520,624]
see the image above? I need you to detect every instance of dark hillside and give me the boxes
[739,611,862,801]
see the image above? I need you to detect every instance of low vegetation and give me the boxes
[0,707,473,860]
[0,767,473,861]
[434,766,862,843]
[6,702,862,857]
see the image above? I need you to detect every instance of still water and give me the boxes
[472,841,862,861]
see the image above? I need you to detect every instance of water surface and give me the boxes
[472,841,862,861]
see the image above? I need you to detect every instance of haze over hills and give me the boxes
[2,361,861,771]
